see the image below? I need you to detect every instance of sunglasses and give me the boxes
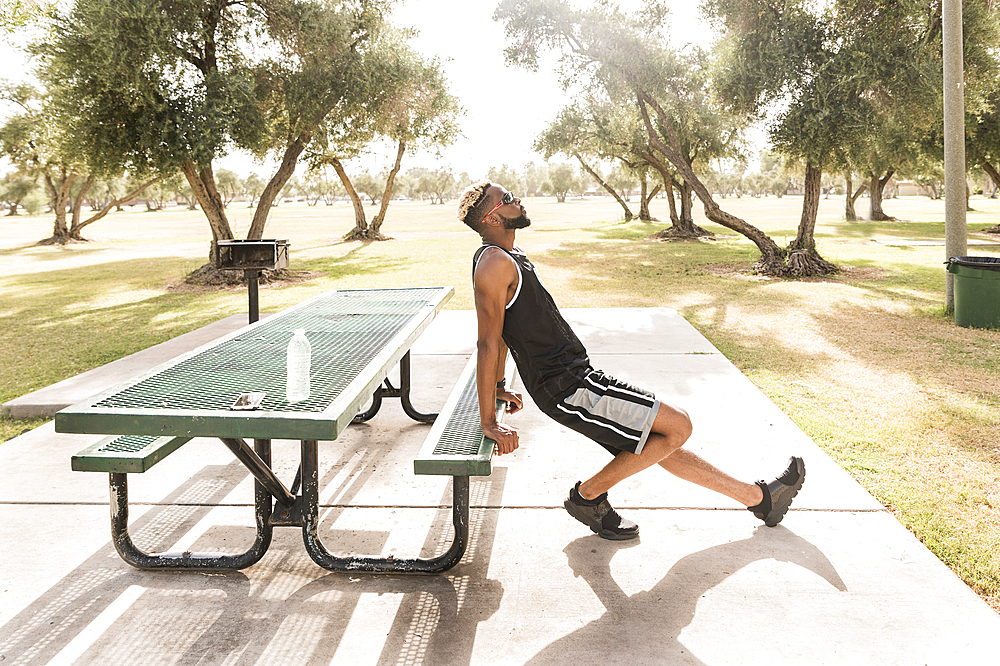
[484,191,515,220]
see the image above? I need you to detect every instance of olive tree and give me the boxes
[536,103,637,220]
[40,0,393,255]
[307,30,459,239]
[0,83,155,242]
[496,0,823,275]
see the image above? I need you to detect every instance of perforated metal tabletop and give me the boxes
[56,287,454,441]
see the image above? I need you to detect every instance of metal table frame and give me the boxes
[58,287,467,574]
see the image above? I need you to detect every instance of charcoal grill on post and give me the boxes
[213,239,289,323]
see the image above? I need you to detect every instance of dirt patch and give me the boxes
[702,262,773,281]
[168,265,323,292]
[646,228,716,242]
[702,262,886,283]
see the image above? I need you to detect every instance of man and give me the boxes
[457,181,805,540]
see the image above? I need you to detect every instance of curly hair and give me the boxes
[456,180,494,232]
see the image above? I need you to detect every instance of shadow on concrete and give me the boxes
[526,527,846,665]
[0,445,505,664]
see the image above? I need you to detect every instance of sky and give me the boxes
[0,0,717,180]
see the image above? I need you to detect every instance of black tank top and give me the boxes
[473,245,591,409]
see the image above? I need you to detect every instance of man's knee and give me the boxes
[655,403,692,443]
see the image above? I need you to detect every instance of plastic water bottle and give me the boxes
[286,328,311,403]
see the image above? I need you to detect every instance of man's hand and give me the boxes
[483,421,519,456]
[497,388,523,415]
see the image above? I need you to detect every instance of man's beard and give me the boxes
[500,210,531,229]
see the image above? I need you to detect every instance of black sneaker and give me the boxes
[749,456,805,527]
[564,482,639,540]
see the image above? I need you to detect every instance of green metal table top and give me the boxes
[55,287,453,441]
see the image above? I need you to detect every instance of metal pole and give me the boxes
[943,0,968,314]
[246,269,260,324]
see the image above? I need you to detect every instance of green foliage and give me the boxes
[351,172,382,204]
[0,0,55,31]
[486,164,522,194]
[606,164,637,197]
[414,167,456,204]
[0,171,38,213]
[215,169,243,207]
[547,162,578,202]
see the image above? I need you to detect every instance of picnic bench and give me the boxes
[57,287,516,574]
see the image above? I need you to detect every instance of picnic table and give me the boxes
[55,286,514,575]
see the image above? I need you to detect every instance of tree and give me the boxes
[548,163,578,203]
[417,167,456,204]
[496,0,811,275]
[834,0,1000,221]
[707,0,872,273]
[306,29,460,240]
[606,165,637,201]
[41,0,392,263]
[1,0,53,31]
[244,173,266,208]
[1,171,37,215]
[302,166,341,205]
[215,169,243,208]
[0,83,155,241]
[536,103,636,220]
[486,164,522,194]
[351,172,382,205]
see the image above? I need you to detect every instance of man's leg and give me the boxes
[578,402,764,507]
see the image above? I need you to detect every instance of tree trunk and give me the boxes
[330,157,370,240]
[679,179,694,224]
[787,162,838,276]
[638,93,787,272]
[72,179,158,237]
[639,179,659,221]
[981,162,1000,231]
[663,169,679,225]
[180,160,233,242]
[868,170,895,221]
[845,172,867,221]
[369,138,406,238]
[982,162,1000,198]
[664,176,708,237]
[69,175,96,240]
[248,131,311,240]
[575,152,632,221]
[41,169,76,244]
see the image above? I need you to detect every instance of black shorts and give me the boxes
[542,369,660,456]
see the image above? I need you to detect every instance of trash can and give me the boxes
[946,256,1000,329]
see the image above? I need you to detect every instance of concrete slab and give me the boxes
[872,238,1000,246]
[1,307,998,665]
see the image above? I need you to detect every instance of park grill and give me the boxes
[213,239,290,323]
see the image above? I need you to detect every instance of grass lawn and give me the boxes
[2,192,999,610]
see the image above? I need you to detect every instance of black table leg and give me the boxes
[299,439,469,574]
[352,352,438,424]
[108,438,274,570]
[399,352,438,423]
[219,437,296,507]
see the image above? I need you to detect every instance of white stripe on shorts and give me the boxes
[584,374,655,405]
[555,403,642,442]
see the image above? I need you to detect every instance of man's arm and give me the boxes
[495,339,523,415]
[473,249,521,455]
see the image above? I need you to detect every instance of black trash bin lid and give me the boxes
[947,256,1000,272]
